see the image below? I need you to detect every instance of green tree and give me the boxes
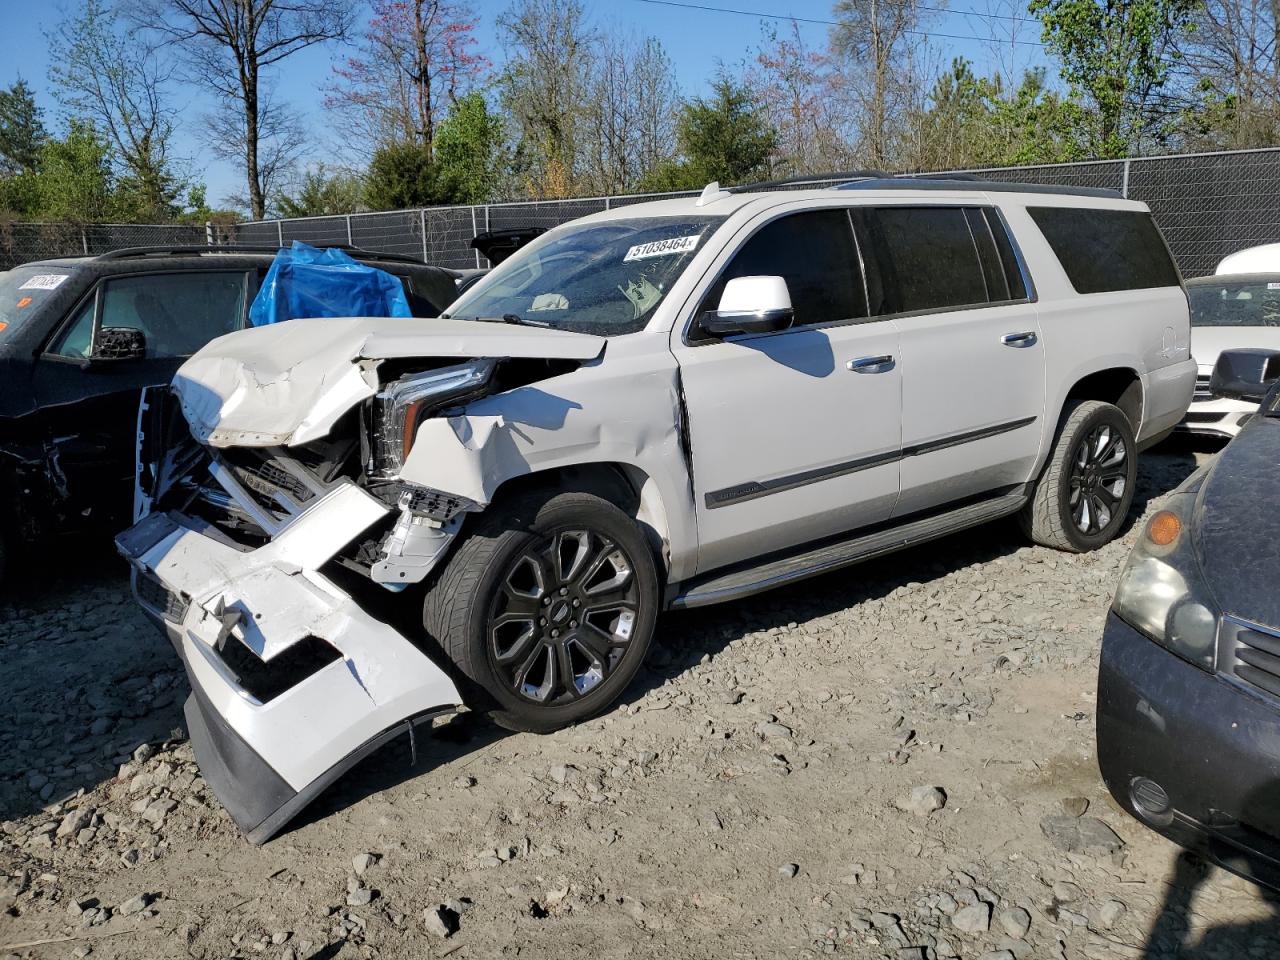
[641,74,776,190]
[365,141,440,209]
[35,121,114,222]
[433,92,503,203]
[48,0,183,220]
[0,80,47,176]
[1029,0,1198,156]
[275,164,365,217]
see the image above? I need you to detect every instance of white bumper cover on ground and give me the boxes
[117,481,461,840]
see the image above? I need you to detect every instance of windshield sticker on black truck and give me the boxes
[623,235,701,262]
[18,274,69,291]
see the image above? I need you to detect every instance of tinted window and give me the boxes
[1187,278,1280,327]
[1029,207,1179,294]
[858,207,990,314]
[698,210,866,332]
[983,208,1027,300]
[99,272,247,358]
[48,296,96,359]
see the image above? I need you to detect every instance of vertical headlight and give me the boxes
[369,360,495,475]
[1112,489,1219,672]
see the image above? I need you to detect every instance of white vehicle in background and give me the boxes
[116,176,1194,842]
[1181,245,1280,439]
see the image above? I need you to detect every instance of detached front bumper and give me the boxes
[1097,612,1280,891]
[116,481,461,843]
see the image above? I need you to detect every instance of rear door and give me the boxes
[30,269,250,532]
[853,205,1045,516]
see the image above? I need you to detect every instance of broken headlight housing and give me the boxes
[1111,469,1218,672]
[368,360,495,475]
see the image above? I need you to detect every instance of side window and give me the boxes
[857,206,990,315]
[695,209,867,334]
[1028,207,1180,294]
[47,296,97,359]
[99,272,248,358]
[982,208,1028,300]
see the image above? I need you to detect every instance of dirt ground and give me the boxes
[2,437,1277,960]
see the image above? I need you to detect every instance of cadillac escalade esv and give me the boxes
[116,178,1196,841]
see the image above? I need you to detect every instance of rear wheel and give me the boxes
[423,491,659,733]
[1020,400,1137,552]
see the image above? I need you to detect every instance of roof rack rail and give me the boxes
[837,177,1123,199]
[726,170,894,193]
[94,243,427,265]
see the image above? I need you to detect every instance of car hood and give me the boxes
[1191,325,1280,372]
[172,316,606,448]
[1196,414,1280,627]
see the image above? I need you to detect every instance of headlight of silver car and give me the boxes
[369,360,496,475]
[1111,470,1218,671]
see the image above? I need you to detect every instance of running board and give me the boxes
[670,486,1029,610]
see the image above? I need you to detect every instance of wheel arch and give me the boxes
[484,461,685,584]
[1062,366,1143,433]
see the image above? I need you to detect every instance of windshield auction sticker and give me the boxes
[623,235,701,262]
[18,274,69,291]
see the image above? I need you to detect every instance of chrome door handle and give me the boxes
[1001,331,1038,347]
[847,354,895,372]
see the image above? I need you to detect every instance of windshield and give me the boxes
[447,215,725,335]
[0,265,75,337]
[1188,278,1280,327]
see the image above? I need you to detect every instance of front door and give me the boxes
[30,270,249,533]
[672,208,902,575]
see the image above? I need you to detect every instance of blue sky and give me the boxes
[0,0,1049,208]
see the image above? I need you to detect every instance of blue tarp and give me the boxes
[248,241,412,327]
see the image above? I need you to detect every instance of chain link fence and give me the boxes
[4,147,1279,277]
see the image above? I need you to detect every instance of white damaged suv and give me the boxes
[117,178,1195,841]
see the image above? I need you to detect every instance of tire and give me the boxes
[1019,399,1138,553]
[422,491,659,733]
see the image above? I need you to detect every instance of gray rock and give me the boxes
[902,785,947,816]
[1039,815,1124,855]
[56,808,93,838]
[756,721,793,739]
[141,798,177,826]
[1096,899,1126,929]
[346,886,373,907]
[423,904,457,938]
[549,764,580,785]
[1060,796,1090,817]
[996,905,1031,939]
[778,862,799,878]
[351,852,378,875]
[72,946,92,959]
[952,902,991,934]
[271,930,291,945]
[117,892,153,916]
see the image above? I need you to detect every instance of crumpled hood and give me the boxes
[1196,414,1280,628]
[172,316,605,447]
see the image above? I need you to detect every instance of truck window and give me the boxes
[696,209,867,333]
[98,272,247,358]
[1028,207,1180,294]
[855,206,990,315]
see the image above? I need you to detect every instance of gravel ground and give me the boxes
[3,437,1277,960]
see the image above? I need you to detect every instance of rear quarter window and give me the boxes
[1028,207,1180,294]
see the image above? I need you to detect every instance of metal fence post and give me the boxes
[471,206,480,268]
[205,220,214,246]
[81,227,89,255]
[345,215,353,246]
[276,220,283,246]
[420,209,428,261]
[1122,158,1131,198]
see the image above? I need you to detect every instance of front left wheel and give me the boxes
[423,491,659,733]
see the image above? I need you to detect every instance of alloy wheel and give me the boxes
[488,529,641,705]
[1068,423,1129,535]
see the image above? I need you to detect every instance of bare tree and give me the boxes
[581,34,680,193]
[326,0,488,158]
[48,0,180,218]
[498,0,595,197]
[830,0,936,169]
[206,91,306,215]
[747,21,856,176]
[1174,0,1280,146]
[141,0,353,218]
